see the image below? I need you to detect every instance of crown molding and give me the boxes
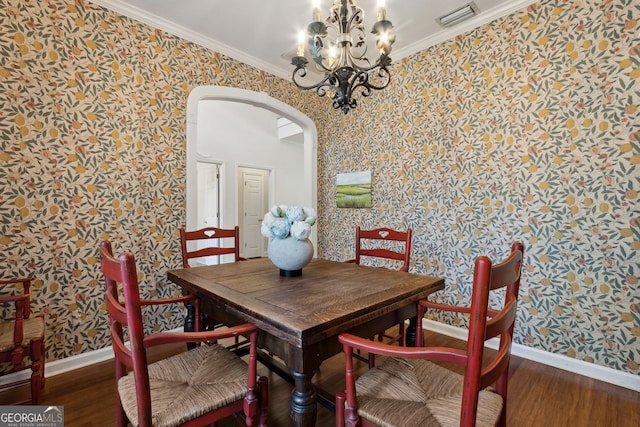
[393,0,539,60]
[89,0,292,80]
[89,0,539,82]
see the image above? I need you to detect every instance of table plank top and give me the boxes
[167,257,444,347]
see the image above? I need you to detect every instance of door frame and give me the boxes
[237,164,271,258]
[185,87,318,245]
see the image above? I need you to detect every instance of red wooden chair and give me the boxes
[346,226,412,272]
[99,241,267,427]
[336,242,524,427]
[0,277,45,405]
[179,226,245,267]
[346,226,413,367]
[180,226,248,347]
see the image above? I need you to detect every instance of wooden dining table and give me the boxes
[167,257,444,427]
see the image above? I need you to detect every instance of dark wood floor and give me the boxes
[2,330,638,426]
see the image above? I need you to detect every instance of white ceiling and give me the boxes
[91,0,536,80]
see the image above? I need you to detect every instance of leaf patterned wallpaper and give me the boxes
[0,0,638,377]
[316,0,639,375]
[0,0,322,362]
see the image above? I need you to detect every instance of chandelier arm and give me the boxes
[313,57,334,74]
[345,13,368,66]
[346,6,364,34]
[309,33,335,73]
[344,52,392,73]
[347,71,372,102]
[292,67,335,98]
[356,67,391,92]
[346,9,365,38]
[346,30,368,63]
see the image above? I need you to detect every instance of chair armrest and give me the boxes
[0,294,28,345]
[0,278,33,317]
[143,323,257,349]
[0,293,29,322]
[417,299,472,315]
[0,293,29,305]
[339,333,467,366]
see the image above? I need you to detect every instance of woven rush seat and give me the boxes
[337,243,524,427]
[0,277,46,405]
[100,241,267,426]
[118,344,252,427]
[355,357,503,427]
[0,317,44,352]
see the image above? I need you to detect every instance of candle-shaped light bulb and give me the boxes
[377,0,386,21]
[312,0,321,21]
[328,45,336,68]
[379,32,388,54]
[297,30,305,57]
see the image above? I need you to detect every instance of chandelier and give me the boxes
[291,0,396,114]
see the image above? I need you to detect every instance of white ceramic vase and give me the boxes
[267,236,314,276]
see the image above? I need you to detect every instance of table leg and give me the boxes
[184,301,197,350]
[290,370,317,427]
[184,300,196,333]
[405,316,418,347]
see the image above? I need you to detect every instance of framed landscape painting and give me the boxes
[336,171,372,208]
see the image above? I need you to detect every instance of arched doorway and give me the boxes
[185,87,318,249]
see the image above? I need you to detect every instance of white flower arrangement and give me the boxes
[261,205,317,241]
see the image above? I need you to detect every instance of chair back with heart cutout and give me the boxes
[180,226,243,267]
[347,226,413,272]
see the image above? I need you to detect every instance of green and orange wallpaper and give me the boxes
[1,0,638,378]
[0,0,322,361]
[318,0,639,375]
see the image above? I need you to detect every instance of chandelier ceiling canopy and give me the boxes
[291,0,396,114]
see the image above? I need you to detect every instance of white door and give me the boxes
[195,161,221,265]
[241,169,267,258]
[196,162,220,228]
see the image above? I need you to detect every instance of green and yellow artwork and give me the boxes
[336,171,372,208]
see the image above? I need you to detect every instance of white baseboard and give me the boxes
[0,346,114,388]
[4,324,639,393]
[0,328,183,389]
[422,319,640,392]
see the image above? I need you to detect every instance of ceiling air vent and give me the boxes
[437,2,479,27]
